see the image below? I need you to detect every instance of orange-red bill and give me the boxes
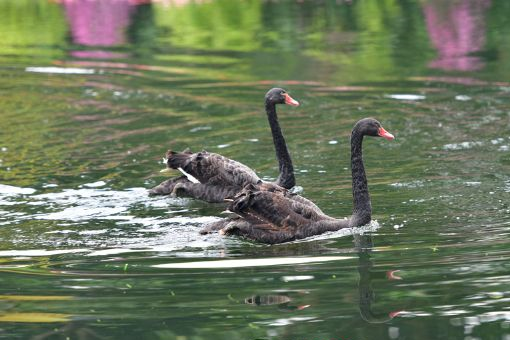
[284,93,300,106]
[378,127,395,140]
[386,270,402,280]
[389,311,404,319]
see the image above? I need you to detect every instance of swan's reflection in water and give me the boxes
[355,234,402,323]
[241,234,402,323]
[245,294,310,312]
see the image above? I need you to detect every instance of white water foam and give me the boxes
[298,220,381,243]
[443,141,483,150]
[0,184,36,195]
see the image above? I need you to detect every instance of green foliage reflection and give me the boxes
[155,0,263,52]
[0,0,67,59]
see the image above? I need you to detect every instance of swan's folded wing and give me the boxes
[285,193,324,215]
[229,188,331,229]
[253,182,324,215]
[167,150,261,187]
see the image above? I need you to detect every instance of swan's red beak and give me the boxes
[378,127,395,141]
[284,93,300,106]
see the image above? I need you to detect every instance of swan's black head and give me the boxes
[355,118,395,140]
[265,88,300,106]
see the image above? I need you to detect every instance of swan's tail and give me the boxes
[166,149,193,170]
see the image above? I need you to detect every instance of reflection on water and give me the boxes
[355,234,402,324]
[424,0,491,71]
[1,0,510,339]
[61,0,134,46]
[56,0,154,59]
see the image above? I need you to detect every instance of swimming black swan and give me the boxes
[148,88,300,203]
[206,118,395,244]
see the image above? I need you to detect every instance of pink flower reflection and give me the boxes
[423,0,491,71]
[56,0,150,59]
[70,50,131,59]
[61,0,136,46]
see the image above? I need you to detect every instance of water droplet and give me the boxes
[385,94,426,100]
[190,126,212,133]
[455,95,471,101]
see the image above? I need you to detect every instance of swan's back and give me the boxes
[168,150,261,188]
[230,185,333,227]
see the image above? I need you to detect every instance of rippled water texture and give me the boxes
[1,1,510,339]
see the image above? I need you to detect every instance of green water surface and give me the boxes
[0,1,510,339]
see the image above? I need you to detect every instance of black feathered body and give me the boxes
[203,118,391,244]
[172,150,261,187]
[202,184,348,244]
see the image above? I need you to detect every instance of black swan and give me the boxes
[206,118,395,244]
[148,88,300,203]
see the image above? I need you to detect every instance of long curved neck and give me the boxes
[266,101,295,189]
[349,126,371,227]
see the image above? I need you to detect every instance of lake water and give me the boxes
[1,0,510,339]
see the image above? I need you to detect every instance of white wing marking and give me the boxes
[178,167,201,184]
